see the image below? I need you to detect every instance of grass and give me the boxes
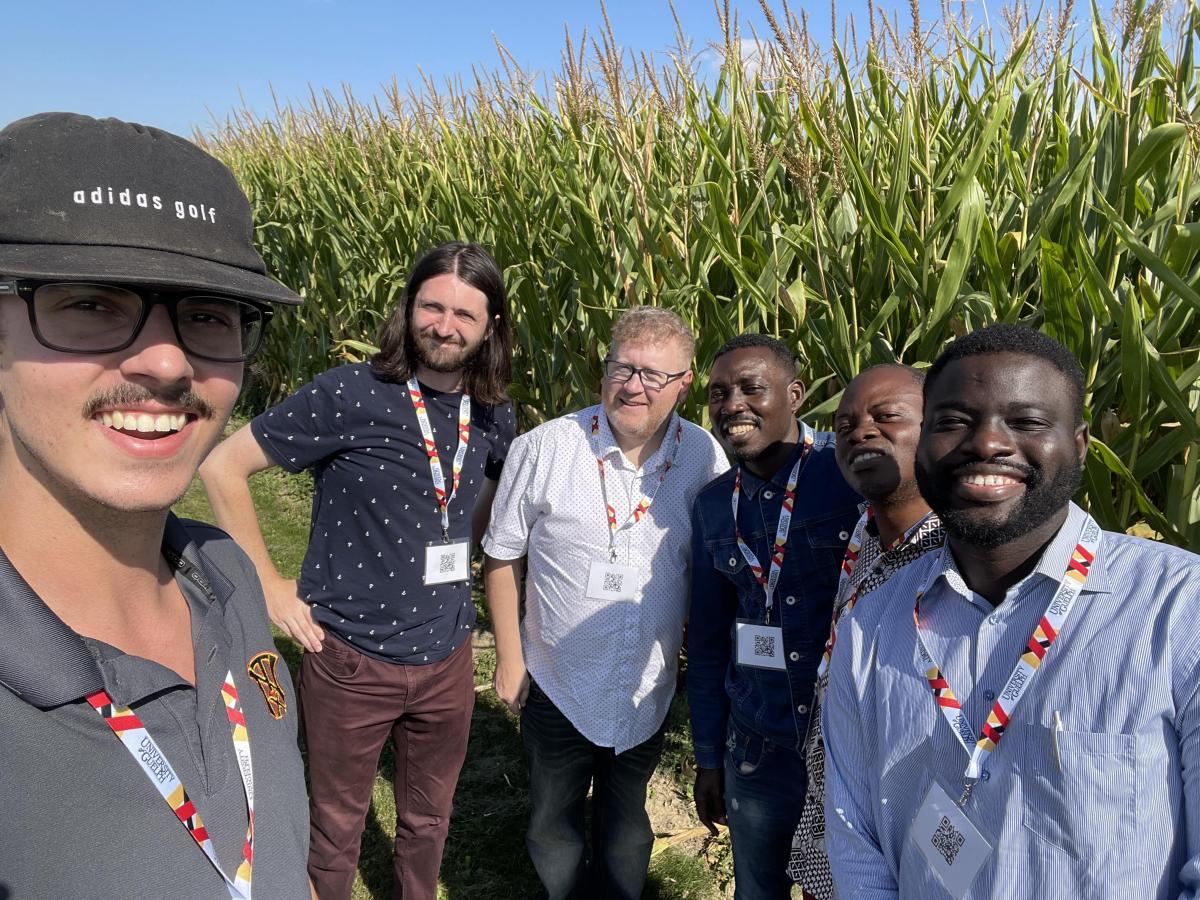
[173,443,728,899]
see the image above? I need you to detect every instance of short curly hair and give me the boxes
[711,333,797,377]
[610,307,696,362]
[925,324,1085,424]
[855,362,925,390]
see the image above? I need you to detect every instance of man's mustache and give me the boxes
[82,384,215,420]
[947,458,1039,483]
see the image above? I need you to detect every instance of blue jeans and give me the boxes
[521,680,666,900]
[724,717,807,900]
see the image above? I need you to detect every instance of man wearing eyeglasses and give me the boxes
[0,113,311,899]
[483,307,727,900]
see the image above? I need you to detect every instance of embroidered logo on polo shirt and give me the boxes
[246,651,287,719]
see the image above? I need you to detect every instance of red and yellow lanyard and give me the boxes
[590,412,683,562]
[730,423,815,623]
[913,513,1100,804]
[86,672,255,898]
[407,377,472,543]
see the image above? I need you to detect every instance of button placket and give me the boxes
[972,616,993,699]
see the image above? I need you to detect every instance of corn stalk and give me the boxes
[204,0,1200,547]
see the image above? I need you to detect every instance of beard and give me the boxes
[871,472,923,510]
[916,455,1083,550]
[608,401,674,440]
[412,331,486,374]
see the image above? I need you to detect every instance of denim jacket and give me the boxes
[687,426,861,769]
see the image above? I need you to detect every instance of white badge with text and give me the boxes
[423,540,470,585]
[735,621,786,670]
[910,781,993,898]
[585,561,641,601]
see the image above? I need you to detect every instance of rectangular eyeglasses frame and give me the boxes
[0,278,273,362]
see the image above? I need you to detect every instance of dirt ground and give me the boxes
[470,628,735,898]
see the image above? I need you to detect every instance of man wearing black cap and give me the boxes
[0,112,311,899]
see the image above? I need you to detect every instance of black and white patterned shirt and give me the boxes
[252,362,516,664]
[788,506,945,893]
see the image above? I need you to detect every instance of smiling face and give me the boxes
[601,338,693,443]
[409,273,494,374]
[0,293,241,514]
[706,347,804,465]
[834,366,924,505]
[916,352,1088,549]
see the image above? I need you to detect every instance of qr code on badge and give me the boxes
[603,571,624,592]
[438,553,457,574]
[753,634,776,657]
[931,815,965,866]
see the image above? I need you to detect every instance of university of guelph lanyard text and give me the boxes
[913,513,1101,804]
[730,422,814,622]
[816,508,935,678]
[86,672,255,899]
[408,377,471,542]
[590,413,683,562]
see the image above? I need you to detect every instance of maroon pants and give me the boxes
[300,634,475,900]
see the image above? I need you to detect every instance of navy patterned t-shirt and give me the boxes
[251,362,516,664]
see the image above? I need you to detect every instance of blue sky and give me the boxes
[8,1,951,138]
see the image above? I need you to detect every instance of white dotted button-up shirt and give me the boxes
[483,404,728,752]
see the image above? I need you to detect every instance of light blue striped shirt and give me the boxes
[823,503,1200,899]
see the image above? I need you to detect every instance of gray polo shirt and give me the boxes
[0,515,310,899]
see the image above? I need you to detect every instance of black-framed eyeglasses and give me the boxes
[602,358,688,391]
[0,279,273,362]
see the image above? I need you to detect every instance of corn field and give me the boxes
[203,0,1200,548]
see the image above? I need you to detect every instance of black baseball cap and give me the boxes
[0,112,302,306]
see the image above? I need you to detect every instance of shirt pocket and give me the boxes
[792,510,856,636]
[799,510,855,577]
[1017,722,1136,863]
[710,538,761,599]
[801,509,855,550]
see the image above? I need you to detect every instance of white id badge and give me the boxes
[910,780,993,898]
[422,540,470,585]
[585,561,641,601]
[735,621,786,670]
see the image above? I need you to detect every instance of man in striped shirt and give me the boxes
[823,324,1200,898]
[787,364,944,897]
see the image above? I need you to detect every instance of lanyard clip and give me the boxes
[442,527,450,544]
[958,779,976,807]
[609,546,618,564]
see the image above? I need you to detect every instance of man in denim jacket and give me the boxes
[688,334,860,899]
